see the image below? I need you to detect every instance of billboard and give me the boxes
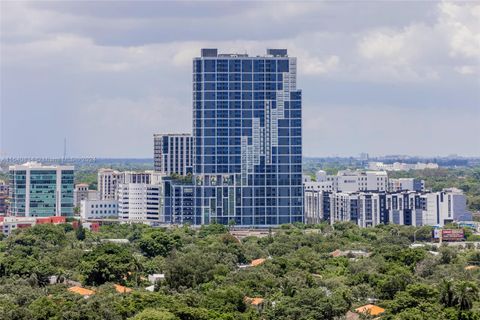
[441,229,465,242]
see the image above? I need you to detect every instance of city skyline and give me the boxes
[1,1,479,158]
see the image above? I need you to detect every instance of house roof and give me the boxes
[355,304,385,316]
[330,249,342,257]
[114,284,132,293]
[244,296,264,306]
[250,258,266,267]
[68,286,95,296]
[465,265,480,271]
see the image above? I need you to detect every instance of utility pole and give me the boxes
[63,137,67,162]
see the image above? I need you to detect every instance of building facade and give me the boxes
[305,187,471,228]
[98,168,122,200]
[80,199,118,220]
[388,178,425,192]
[154,133,193,176]
[74,183,99,208]
[117,172,164,223]
[163,178,196,224]
[192,48,302,226]
[8,162,74,217]
[0,181,8,215]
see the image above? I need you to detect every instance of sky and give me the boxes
[0,1,479,158]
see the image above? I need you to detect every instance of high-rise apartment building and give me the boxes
[192,48,302,226]
[154,134,193,176]
[8,162,74,217]
[98,168,121,200]
[117,171,164,222]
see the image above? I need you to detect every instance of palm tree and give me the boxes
[454,281,479,311]
[439,279,455,308]
[131,254,144,287]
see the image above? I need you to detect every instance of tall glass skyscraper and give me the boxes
[192,48,303,226]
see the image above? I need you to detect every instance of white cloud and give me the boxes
[1,1,479,157]
[73,95,191,157]
[301,55,339,75]
[455,65,477,75]
[438,2,480,59]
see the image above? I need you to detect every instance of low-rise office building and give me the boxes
[0,216,66,236]
[304,187,471,228]
[8,162,74,217]
[80,199,118,220]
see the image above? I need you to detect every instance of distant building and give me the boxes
[0,181,8,215]
[388,178,425,192]
[421,188,471,226]
[98,169,164,201]
[369,161,439,171]
[305,187,470,228]
[304,170,388,194]
[154,133,193,176]
[74,183,99,208]
[80,199,118,220]
[117,172,164,223]
[335,170,388,192]
[97,168,122,200]
[163,178,196,224]
[0,216,66,236]
[8,162,74,217]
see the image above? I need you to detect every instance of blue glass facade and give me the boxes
[192,49,303,226]
[163,178,196,225]
[9,164,74,217]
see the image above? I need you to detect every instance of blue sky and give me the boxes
[1,1,479,158]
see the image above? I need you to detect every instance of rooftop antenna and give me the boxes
[63,137,67,162]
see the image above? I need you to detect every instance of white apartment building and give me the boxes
[305,186,470,228]
[308,170,388,193]
[329,192,357,224]
[117,171,164,223]
[154,133,193,176]
[335,170,388,192]
[98,169,164,201]
[304,189,325,224]
[304,170,388,196]
[420,188,470,226]
[80,199,118,220]
[118,184,163,222]
[98,168,122,200]
[388,178,425,192]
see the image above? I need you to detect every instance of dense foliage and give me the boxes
[0,222,479,319]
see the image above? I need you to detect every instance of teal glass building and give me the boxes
[9,162,74,217]
[192,49,303,226]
